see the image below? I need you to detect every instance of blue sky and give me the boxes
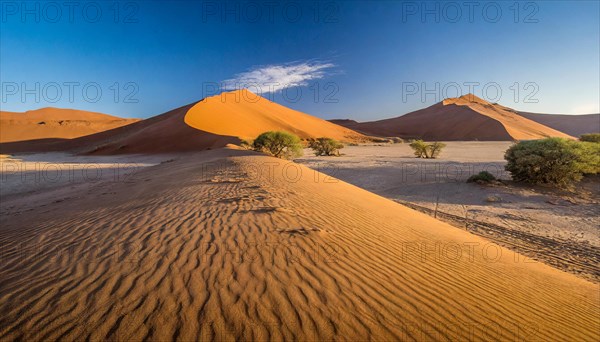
[1,1,599,120]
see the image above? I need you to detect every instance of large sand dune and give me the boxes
[0,103,227,154]
[518,112,600,137]
[0,90,366,155]
[1,149,598,341]
[332,94,574,141]
[184,89,366,141]
[0,108,138,143]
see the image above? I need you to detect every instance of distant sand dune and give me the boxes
[331,94,575,141]
[518,112,600,137]
[1,149,597,341]
[0,91,366,155]
[0,108,138,143]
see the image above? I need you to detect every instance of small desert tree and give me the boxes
[253,131,303,159]
[409,140,429,158]
[308,137,344,156]
[580,133,600,143]
[409,140,446,159]
[504,138,599,187]
[428,142,446,159]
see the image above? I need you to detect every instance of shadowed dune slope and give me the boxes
[518,112,600,137]
[0,108,139,143]
[0,149,597,341]
[0,103,240,154]
[1,91,366,154]
[332,94,574,141]
[184,89,366,142]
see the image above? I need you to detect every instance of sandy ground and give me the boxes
[297,142,600,282]
[0,153,173,197]
[0,148,598,340]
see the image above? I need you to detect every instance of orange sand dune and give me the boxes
[1,91,366,154]
[184,89,366,141]
[0,149,598,340]
[332,94,574,141]
[1,103,239,154]
[0,108,139,143]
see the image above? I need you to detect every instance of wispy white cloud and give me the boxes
[223,61,336,93]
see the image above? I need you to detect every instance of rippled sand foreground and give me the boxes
[1,149,598,341]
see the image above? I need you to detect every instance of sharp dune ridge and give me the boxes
[184,89,366,142]
[0,150,598,341]
[331,94,576,141]
[0,90,367,155]
[0,108,139,143]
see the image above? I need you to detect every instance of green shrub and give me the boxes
[239,139,253,150]
[308,137,344,156]
[409,140,446,159]
[580,133,600,143]
[253,131,303,159]
[428,142,446,159]
[504,138,600,187]
[578,141,600,174]
[467,171,496,183]
[409,140,428,158]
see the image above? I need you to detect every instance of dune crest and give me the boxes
[442,94,574,140]
[184,89,366,142]
[332,94,575,141]
[1,92,366,154]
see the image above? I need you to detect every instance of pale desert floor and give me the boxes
[0,153,172,197]
[0,148,598,341]
[297,142,600,283]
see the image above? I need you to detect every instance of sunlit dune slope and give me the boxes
[0,149,597,341]
[332,94,574,141]
[184,89,366,141]
[0,108,138,143]
[1,91,366,154]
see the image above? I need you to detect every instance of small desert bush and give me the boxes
[580,133,600,143]
[467,171,496,183]
[239,139,253,150]
[390,137,404,144]
[308,137,344,156]
[253,131,303,159]
[504,138,600,187]
[409,140,447,159]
